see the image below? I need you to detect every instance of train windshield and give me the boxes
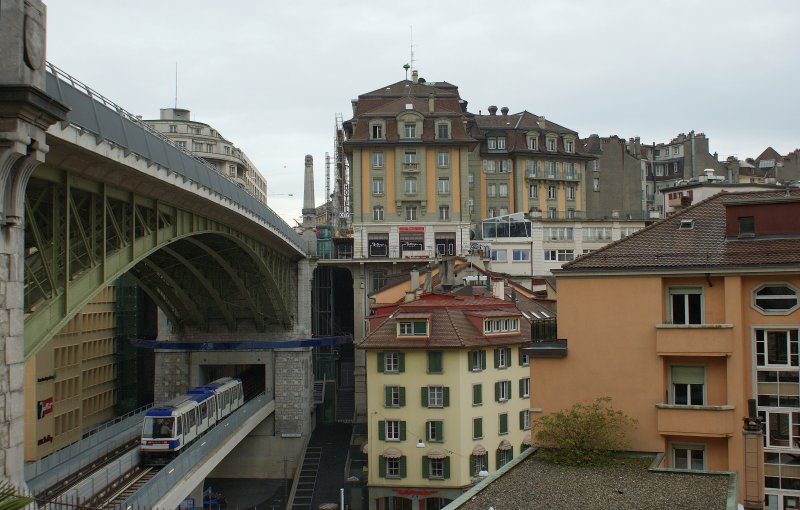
[143,417,175,439]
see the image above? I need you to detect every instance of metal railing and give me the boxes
[25,405,151,490]
[531,318,558,342]
[45,62,305,254]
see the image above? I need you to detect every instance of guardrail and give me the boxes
[26,406,151,491]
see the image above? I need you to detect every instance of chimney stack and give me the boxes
[488,105,498,115]
[500,107,509,116]
[428,94,434,113]
[412,70,419,84]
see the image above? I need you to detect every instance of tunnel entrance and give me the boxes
[200,364,266,401]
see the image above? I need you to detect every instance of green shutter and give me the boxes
[496,449,502,469]
[379,456,386,477]
[494,348,500,368]
[518,347,524,366]
[509,446,514,459]
[422,456,429,479]
[495,382,500,402]
[384,386,391,407]
[378,420,385,440]
[481,350,487,370]
[439,421,444,441]
[506,348,512,365]
[519,410,525,430]
[473,418,482,439]
[473,384,482,405]
[500,413,508,434]
[399,387,406,406]
[398,352,405,372]
[399,420,406,441]
[421,387,429,407]
[443,387,450,407]
[378,352,385,372]
[468,351,475,372]
[443,457,451,479]
[519,378,524,397]
[428,351,443,373]
[400,456,407,478]
[508,381,512,400]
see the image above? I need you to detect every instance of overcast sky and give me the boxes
[45,1,799,224]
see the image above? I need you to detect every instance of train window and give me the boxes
[201,403,208,420]
[177,416,183,435]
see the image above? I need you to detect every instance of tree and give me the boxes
[0,481,33,510]
[533,397,637,466]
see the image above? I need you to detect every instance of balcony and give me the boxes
[526,319,567,358]
[655,324,734,356]
[402,163,419,172]
[655,404,735,437]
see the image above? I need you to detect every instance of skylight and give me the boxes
[679,219,695,230]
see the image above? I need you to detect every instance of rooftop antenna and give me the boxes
[174,62,178,109]
[409,25,415,72]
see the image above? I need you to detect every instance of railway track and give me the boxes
[86,465,161,509]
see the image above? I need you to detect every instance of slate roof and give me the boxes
[358,293,531,350]
[560,190,800,272]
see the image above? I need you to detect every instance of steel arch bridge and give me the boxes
[21,65,309,359]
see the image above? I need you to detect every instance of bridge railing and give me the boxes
[25,404,151,490]
[44,62,306,254]
[120,391,273,509]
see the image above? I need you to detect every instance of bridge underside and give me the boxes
[23,146,300,359]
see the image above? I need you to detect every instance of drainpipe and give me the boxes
[690,130,696,179]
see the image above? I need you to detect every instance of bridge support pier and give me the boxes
[0,0,67,487]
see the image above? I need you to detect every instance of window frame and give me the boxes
[670,365,705,406]
[404,123,417,139]
[372,178,384,195]
[437,177,451,194]
[671,443,706,471]
[372,206,384,221]
[437,150,450,167]
[752,283,800,315]
[404,178,417,194]
[439,206,450,221]
[668,287,703,325]
[405,206,417,221]
[372,151,385,168]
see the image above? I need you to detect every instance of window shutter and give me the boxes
[481,350,487,370]
[505,348,512,364]
[379,456,386,478]
[439,421,444,441]
[474,418,482,439]
[384,387,391,407]
[509,446,514,459]
[443,457,451,479]
[494,348,500,368]
[519,410,525,430]
[473,384,481,405]
[378,421,385,440]
[672,365,704,384]
[400,456,407,478]
[508,381,512,400]
[495,382,500,402]
[496,449,502,469]
[443,387,450,407]
[399,387,406,407]
[467,351,474,372]
[399,420,406,441]
[422,456,429,479]
[519,379,524,397]
[398,352,405,372]
[421,387,429,407]
[500,413,508,433]
[377,352,385,373]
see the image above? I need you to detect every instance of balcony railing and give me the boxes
[402,163,419,172]
[655,324,734,356]
[526,318,567,358]
[655,404,735,437]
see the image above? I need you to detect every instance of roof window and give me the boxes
[678,219,695,230]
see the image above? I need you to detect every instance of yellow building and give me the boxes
[530,190,800,509]
[359,292,531,510]
[24,286,119,458]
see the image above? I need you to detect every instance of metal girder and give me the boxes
[23,166,299,359]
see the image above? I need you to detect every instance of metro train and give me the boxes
[141,377,244,465]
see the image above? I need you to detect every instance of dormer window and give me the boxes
[404,123,417,138]
[564,139,575,153]
[398,321,427,336]
[528,136,538,150]
[371,123,385,140]
[484,318,520,334]
[738,216,755,237]
[546,137,557,151]
[436,122,450,140]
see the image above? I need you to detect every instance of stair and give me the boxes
[291,446,322,510]
[335,387,354,423]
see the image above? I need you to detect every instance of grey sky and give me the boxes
[45,1,799,223]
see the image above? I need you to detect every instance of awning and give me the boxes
[382,447,403,459]
[522,433,532,446]
[360,442,368,454]
[498,439,512,451]
[426,448,447,459]
[471,444,487,456]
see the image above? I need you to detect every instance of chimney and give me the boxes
[500,107,509,116]
[488,105,498,115]
[410,268,420,292]
[428,94,434,113]
[412,70,419,84]
[493,279,505,300]
[537,116,546,128]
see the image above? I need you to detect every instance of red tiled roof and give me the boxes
[358,293,530,349]
[560,190,800,272]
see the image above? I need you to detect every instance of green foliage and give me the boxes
[533,397,637,466]
[0,480,33,510]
